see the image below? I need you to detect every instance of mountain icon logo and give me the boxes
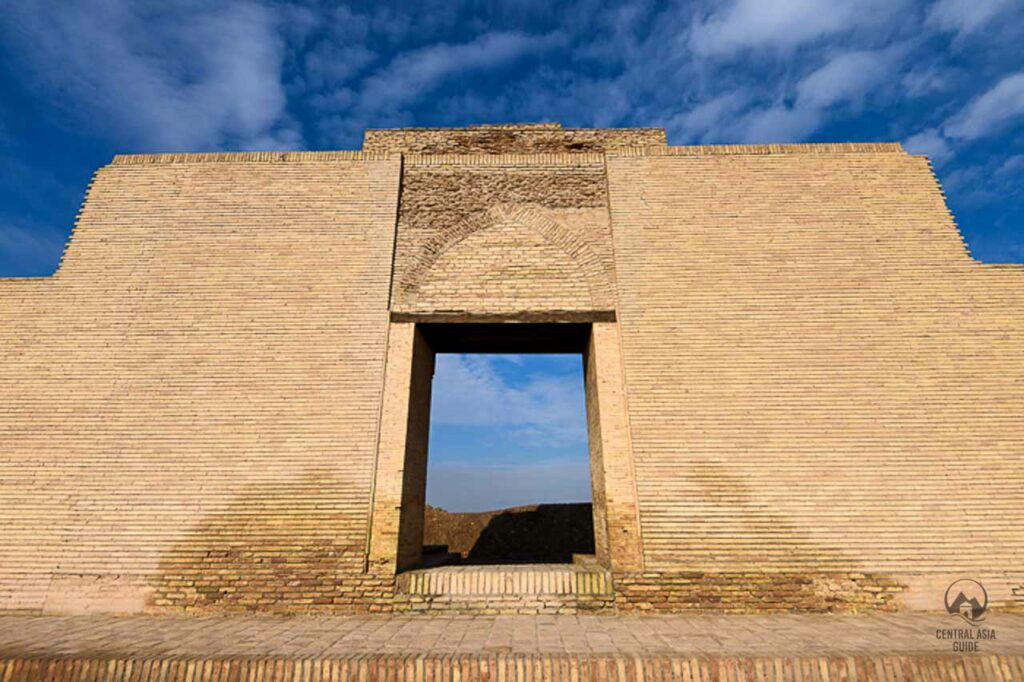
[945,579,988,624]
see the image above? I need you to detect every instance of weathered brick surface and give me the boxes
[3,612,1024,680]
[2,126,1022,616]
[0,154,401,613]
[5,655,1024,682]
[364,122,665,154]
[392,154,617,316]
[393,564,615,614]
[606,147,1024,610]
[613,572,904,613]
[393,564,616,614]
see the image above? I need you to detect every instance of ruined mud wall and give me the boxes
[0,153,400,613]
[606,144,1024,611]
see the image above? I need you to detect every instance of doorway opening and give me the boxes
[387,323,611,573]
[423,351,593,566]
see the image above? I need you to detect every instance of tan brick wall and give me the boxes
[0,153,401,613]
[606,146,1024,610]
[585,323,643,572]
[363,123,666,154]
[392,155,617,317]
[3,128,1022,616]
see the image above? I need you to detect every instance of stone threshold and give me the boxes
[396,563,613,597]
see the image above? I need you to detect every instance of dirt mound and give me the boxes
[423,503,594,564]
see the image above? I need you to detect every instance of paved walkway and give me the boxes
[0,612,1020,658]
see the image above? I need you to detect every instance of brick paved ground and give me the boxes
[2,613,1022,680]
[0,612,1021,658]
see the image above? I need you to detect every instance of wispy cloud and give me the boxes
[313,30,566,144]
[3,0,300,151]
[904,71,1024,164]
[689,0,905,56]
[362,31,566,112]
[944,72,1024,140]
[796,48,902,109]
[926,0,1015,36]
[904,128,953,164]
[724,47,904,143]
[431,354,587,446]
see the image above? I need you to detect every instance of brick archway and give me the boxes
[397,205,616,310]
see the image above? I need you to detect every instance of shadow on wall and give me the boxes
[611,457,907,612]
[423,503,595,565]
[149,473,385,612]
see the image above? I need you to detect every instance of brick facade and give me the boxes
[1,124,1022,615]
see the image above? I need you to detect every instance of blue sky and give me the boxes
[1,1,1022,511]
[426,354,591,512]
[1,0,1022,275]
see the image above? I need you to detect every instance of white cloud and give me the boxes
[796,49,899,109]
[666,92,750,143]
[427,458,592,512]
[359,31,565,113]
[430,354,587,445]
[926,0,1014,35]
[304,45,375,91]
[739,105,821,143]
[725,48,899,144]
[315,29,566,144]
[904,128,953,164]
[944,72,1024,140]
[690,0,901,56]
[901,72,1024,164]
[994,154,1024,181]
[901,68,949,97]
[5,1,299,151]
[943,153,1024,205]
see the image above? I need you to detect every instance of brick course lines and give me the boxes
[4,655,1023,681]
[392,158,617,316]
[0,158,401,613]
[363,123,666,154]
[606,150,1024,608]
[1,613,1022,657]
[3,124,1023,617]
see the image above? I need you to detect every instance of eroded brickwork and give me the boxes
[364,123,665,154]
[394,564,615,614]
[613,572,905,613]
[392,155,617,316]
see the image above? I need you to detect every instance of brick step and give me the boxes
[3,655,1022,681]
[394,563,614,614]
[396,563,612,596]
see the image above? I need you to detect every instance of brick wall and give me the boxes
[0,153,401,613]
[363,123,665,154]
[606,146,1024,610]
[2,129,1022,615]
[392,154,617,317]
